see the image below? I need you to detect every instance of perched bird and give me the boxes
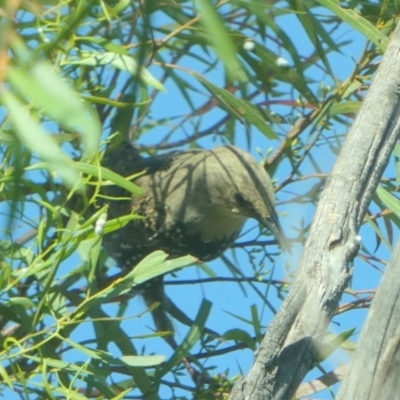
[102,140,289,334]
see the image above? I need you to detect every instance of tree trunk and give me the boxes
[230,22,400,400]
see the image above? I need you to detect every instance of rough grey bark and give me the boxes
[229,23,400,400]
[336,241,400,400]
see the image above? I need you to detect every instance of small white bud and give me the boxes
[276,57,289,67]
[95,213,107,235]
[243,40,255,51]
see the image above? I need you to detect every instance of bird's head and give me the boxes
[205,146,291,253]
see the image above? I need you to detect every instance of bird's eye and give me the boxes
[234,193,248,208]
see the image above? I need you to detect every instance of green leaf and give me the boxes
[241,42,319,105]
[377,186,400,218]
[198,77,278,139]
[291,0,335,76]
[27,161,143,196]
[6,63,100,160]
[78,214,143,239]
[74,162,144,196]
[238,2,305,76]
[328,101,362,117]
[158,299,212,377]
[318,328,356,362]
[196,0,247,81]
[8,297,35,308]
[120,355,166,367]
[101,0,130,16]
[76,36,130,55]
[62,337,104,360]
[0,363,13,389]
[365,213,392,251]
[250,304,262,338]
[132,251,196,284]
[26,356,116,398]
[73,252,195,314]
[223,328,256,350]
[111,389,133,400]
[2,91,81,189]
[316,0,389,51]
[64,52,166,92]
[26,356,93,372]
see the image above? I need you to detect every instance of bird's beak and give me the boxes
[262,216,291,254]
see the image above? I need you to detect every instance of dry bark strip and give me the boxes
[230,22,400,400]
[337,241,400,400]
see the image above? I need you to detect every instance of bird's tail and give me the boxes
[141,278,177,347]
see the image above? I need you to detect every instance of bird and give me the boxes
[101,139,290,336]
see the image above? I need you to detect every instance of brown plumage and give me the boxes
[102,141,289,335]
